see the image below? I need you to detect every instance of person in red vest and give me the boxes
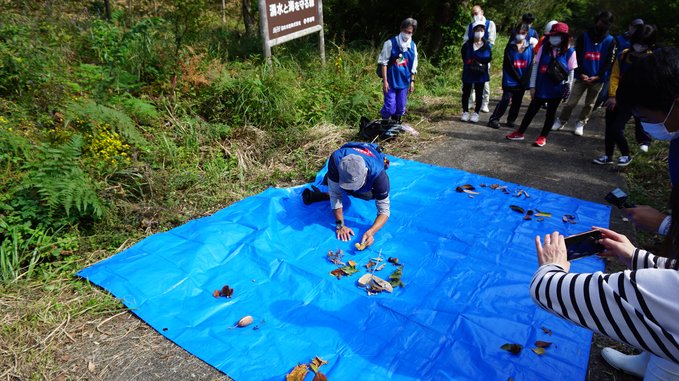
[552,11,617,136]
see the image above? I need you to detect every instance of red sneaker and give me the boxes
[535,136,547,147]
[505,131,525,141]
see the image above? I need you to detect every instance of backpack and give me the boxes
[358,116,404,141]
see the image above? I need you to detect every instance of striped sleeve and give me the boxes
[632,249,679,270]
[530,264,679,363]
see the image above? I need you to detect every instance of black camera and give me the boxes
[604,188,635,209]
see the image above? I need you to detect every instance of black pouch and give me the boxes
[547,58,568,83]
[469,60,487,74]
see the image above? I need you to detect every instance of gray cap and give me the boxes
[338,154,368,191]
[630,18,644,26]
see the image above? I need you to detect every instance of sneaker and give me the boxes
[534,136,547,147]
[470,113,480,123]
[480,104,490,113]
[551,119,565,131]
[505,121,515,128]
[593,155,613,165]
[639,143,649,153]
[488,119,501,129]
[505,131,525,141]
[617,156,633,166]
[461,112,470,122]
[601,348,649,378]
[574,121,585,136]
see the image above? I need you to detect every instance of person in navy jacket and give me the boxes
[506,22,577,147]
[460,20,492,123]
[327,142,390,249]
[462,5,497,113]
[552,11,617,136]
[488,22,533,129]
[378,18,418,124]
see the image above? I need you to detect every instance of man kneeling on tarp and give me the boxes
[327,142,390,248]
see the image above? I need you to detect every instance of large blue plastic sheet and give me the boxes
[79,156,609,380]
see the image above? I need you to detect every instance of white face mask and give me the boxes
[400,32,412,42]
[641,102,678,140]
[632,43,647,53]
[473,14,483,22]
[549,36,562,46]
[474,31,484,40]
[515,34,526,42]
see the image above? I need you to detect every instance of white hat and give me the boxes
[544,20,558,35]
[471,20,486,30]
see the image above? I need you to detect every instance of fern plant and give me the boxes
[64,99,148,148]
[19,134,105,220]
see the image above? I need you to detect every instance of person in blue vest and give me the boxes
[594,18,644,110]
[488,22,534,129]
[506,22,577,147]
[326,142,390,248]
[463,5,496,113]
[599,47,679,379]
[552,11,617,136]
[378,18,418,124]
[522,13,540,48]
[461,20,492,123]
[593,25,657,167]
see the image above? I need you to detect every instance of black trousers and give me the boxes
[462,82,484,113]
[490,88,525,123]
[518,97,562,137]
[604,106,652,157]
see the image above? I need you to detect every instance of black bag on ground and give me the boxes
[359,116,403,141]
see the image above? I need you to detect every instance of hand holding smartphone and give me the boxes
[565,230,604,261]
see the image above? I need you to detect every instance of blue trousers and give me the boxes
[381,87,408,119]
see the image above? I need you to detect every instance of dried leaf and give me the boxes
[500,343,523,355]
[327,249,345,265]
[388,257,399,265]
[531,347,546,356]
[347,260,357,267]
[510,205,525,214]
[455,184,476,193]
[286,364,309,381]
[535,212,552,218]
[88,361,96,372]
[330,268,345,279]
[237,315,254,327]
[309,356,328,373]
[490,184,500,189]
[526,210,534,216]
[535,341,552,348]
[563,214,576,224]
[212,290,220,298]
[354,242,368,251]
[463,189,480,195]
[541,326,553,335]
[536,217,545,222]
[312,373,328,381]
[480,183,487,187]
[221,285,234,298]
[523,215,532,220]
[375,263,386,271]
[365,261,376,270]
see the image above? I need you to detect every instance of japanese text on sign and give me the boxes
[269,0,315,17]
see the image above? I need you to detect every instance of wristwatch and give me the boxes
[335,220,344,230]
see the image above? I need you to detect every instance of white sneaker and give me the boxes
[480,104,490,113]
[470,113,480,123]
[461,112,470,122]
[640,144,649,153]
[574,121,585,136]
[601,348,649,378]
[551,119,565,131]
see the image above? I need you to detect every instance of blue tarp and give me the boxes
[78,156,609,380]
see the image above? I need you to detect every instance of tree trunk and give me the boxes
[104,0,112,20]
[428,1,454,57]
[242,0,255,36]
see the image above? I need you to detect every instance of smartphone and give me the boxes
[565,230,604,261]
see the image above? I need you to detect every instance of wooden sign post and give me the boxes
[258,0,325,64]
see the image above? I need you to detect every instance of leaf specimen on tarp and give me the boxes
[535,341,552,348]
[286,364,308,381]
[500,343,523,355]
[541,326,553,336]
[510,205,525,214]
[309,356,328,373]
[339,265,358,276]
[456,184,476,192]
[531,347,546,356]
[389,266,404,288]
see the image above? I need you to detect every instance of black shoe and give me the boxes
[488,119,501,129]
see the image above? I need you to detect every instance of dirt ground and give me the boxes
[3,95,647,381]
